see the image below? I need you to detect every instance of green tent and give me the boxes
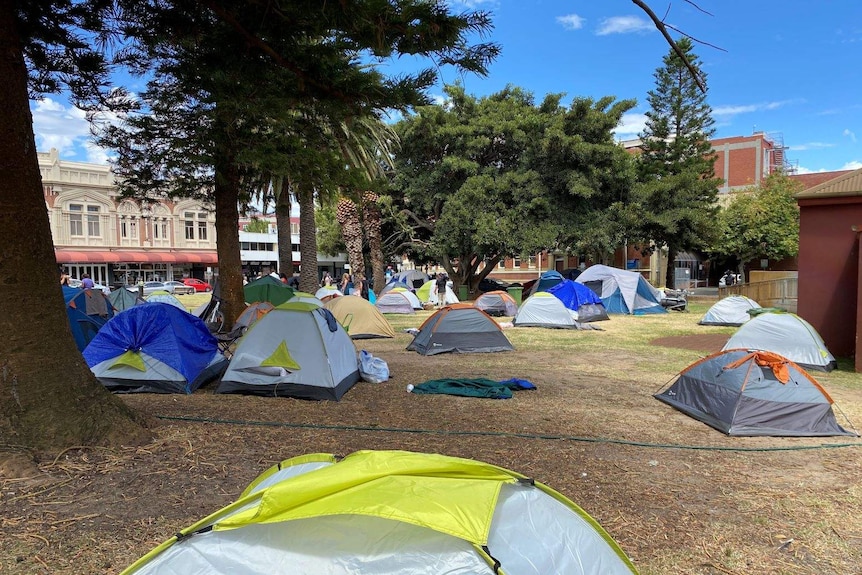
[243,275,295,306]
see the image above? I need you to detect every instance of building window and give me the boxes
[290,222,299,235]
[130,221,138,239]
[528,255,536,269]
[69,204,83,236]
[291,243,300,252]
[197,212,208,240]
[513,257,521,268]
[87,205,101,236]
[498,260,506,269]
[184,211,195,240]
[159,221,168,239]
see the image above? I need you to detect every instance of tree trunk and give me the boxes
[297,185,319,293]
[275,180,294,276]
[664,245,677,289]
[336,197,365,280]
[0,6,150,451]
[361,193,385,295]
[213,149,245,326]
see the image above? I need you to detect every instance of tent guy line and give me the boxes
[156,415,861,453]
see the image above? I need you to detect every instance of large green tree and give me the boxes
[633,37,722,288]
[711,172,802,281]
[389,85,635,291]
[0,0,150,451]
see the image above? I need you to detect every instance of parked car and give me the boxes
[478,277,511,293]
[183,278,213,292]
[127,281,173,296]
[164,280,196,295]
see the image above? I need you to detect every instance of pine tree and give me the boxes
[634,38,722,288]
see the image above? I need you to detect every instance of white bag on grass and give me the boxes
[359,350,390,383]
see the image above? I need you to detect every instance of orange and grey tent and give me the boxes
[655,349,856,437]
[407,304,514,355]
[474,290,518,317]
[234,301,275,330]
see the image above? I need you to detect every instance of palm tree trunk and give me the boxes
[275,178,294,276]
[0,6,149,450]
[297,184,319,293]
[336,197,365,280]
[362,192,385,294]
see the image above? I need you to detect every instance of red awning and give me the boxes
[55,249,218,265]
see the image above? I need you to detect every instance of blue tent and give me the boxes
[528,270,565,296]
[546,279,610,322]
[63,285,115,351]
[83,303,228,393]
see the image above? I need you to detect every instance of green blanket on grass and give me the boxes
[409,377,535,399]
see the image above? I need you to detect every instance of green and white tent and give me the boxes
[120,450,638,575]
[217,302,359,400]
[721,310,837,372]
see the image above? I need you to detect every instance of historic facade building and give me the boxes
[42,148,218,288]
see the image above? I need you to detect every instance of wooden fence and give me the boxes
[718,277,798,313]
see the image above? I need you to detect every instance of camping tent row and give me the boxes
[119,449,638,575]
[655,349,855,437]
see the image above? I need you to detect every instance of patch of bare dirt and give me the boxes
[650,333,729,353]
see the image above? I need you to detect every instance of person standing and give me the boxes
[81,273,95,290]
[59,267,71,286]
[353,274,365,298]
[435,273,448,308]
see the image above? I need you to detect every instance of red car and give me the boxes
[183,278,213,292]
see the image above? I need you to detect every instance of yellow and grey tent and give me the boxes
[121,450,638,575]
[323,294,395,339]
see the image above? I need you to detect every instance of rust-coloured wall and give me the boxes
[797,197,862,358]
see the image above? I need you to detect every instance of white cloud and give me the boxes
[712,100,794,117]
[842,160,862,170]
[556,14,585,31]
[596,16,654,36]
[613,112,647,140]
[844,128,857,143]
[790,142,835,151]
[31,97,118,163]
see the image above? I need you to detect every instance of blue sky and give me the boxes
[31,0,862,174]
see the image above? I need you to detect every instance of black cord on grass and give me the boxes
[156,415,861,453]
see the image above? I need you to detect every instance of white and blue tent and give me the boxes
[575,265,666,315]
[83,303,228,393]
[546,279,609,322]
[514,293,578,329]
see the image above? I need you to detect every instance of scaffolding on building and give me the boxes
[764,131,797,175]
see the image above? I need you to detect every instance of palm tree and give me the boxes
[362,191,387,294]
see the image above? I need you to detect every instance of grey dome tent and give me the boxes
[375,291,416,314]
[407,304,514,355]
[514,293,578,329]
[721,311,836,372]
[699,295,760,326]
[120,450,638,575]
[655,349,856,437]
[474,290,518,317]
[217,302,359,400]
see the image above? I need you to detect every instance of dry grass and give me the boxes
[2,299,862,574]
